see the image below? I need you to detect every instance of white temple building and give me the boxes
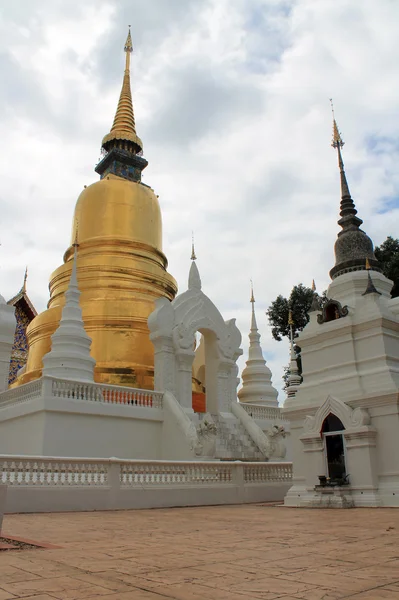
[1,30,398,513]
[283,117,399,508]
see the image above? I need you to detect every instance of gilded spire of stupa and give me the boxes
[101,27,143,154]
[328,100,380,280]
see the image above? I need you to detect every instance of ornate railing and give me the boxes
[0,380,42,408]
[240,403,285,421]
[0,457,108,486]
[120,461,234,486]
[0,456,292,488]
[0,377,163,410]
[244,462,292,483]
[50,379,163,408]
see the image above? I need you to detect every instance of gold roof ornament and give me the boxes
[102,27,143,153]
[330,98,344,149]
[288,309,294,327]
[311,279,316,292]
[365,257,371,270]
[250,279,255,303]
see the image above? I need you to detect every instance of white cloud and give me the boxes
[1,0,399,400]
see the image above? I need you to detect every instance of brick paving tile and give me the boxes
[345,590,399,599]
[10,597,59,600]
[0,591,17,600]
[3,506,399,599]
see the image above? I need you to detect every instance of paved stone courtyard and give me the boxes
[1,504,399,599]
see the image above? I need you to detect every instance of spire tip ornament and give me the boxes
[250,279,255,303]
[190,232,197,261]
[330,98,344,149]
[124,26,133,53]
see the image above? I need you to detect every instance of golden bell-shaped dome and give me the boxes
[16,30,177,389]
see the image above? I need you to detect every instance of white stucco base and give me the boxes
[0,395,163,459]
[284,395,399,508]
[5,481,291,514]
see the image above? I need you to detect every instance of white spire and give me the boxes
[238,283,278,407]
[188,237,201,291]
[42,242,96,382]
[285,309,302,400]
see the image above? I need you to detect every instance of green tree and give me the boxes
[266,284,319,386]
[266,284,315,342]
[374,236,399,298]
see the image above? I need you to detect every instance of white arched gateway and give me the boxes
[148,259,242,415]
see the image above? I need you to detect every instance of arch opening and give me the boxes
[192,329,220,414]
[321,412,347,481]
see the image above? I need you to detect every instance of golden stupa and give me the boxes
[17,29,177,389]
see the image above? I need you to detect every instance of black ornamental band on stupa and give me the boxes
[329,101,381,280]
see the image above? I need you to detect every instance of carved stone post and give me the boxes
[217,361,232,413]
[152,334,176,395]
[176,351,195,411]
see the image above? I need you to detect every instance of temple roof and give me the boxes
[7,270,37,321]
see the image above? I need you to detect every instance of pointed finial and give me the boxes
[330,98,344,148]
[124,26,133,53]
[310,279,321,312]
[250,279,255,303]
[101,28,143,155]
[191,231,197,261]
[288,309,294,327]
[73,220,79,248]
[22,266,28,293]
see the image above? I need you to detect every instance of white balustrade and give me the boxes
[240,403,286,421]
[50,378,163,408]
[0,380,42,408]
[0,456,108,486]
[120,461,234,486]
[0,376,163,410]
[0,455,292,488]
[244,462,293,483]
[0,455,293,512]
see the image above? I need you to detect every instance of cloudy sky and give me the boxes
[1,0,398,400]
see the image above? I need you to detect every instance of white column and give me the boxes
[152,334,176,394]
[176,351,195,412]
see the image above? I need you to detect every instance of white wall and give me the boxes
[0,409,46,455]
[0,396,163,459]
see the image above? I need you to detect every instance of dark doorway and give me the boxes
[321,413,346,480]
[325,434,346,479]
